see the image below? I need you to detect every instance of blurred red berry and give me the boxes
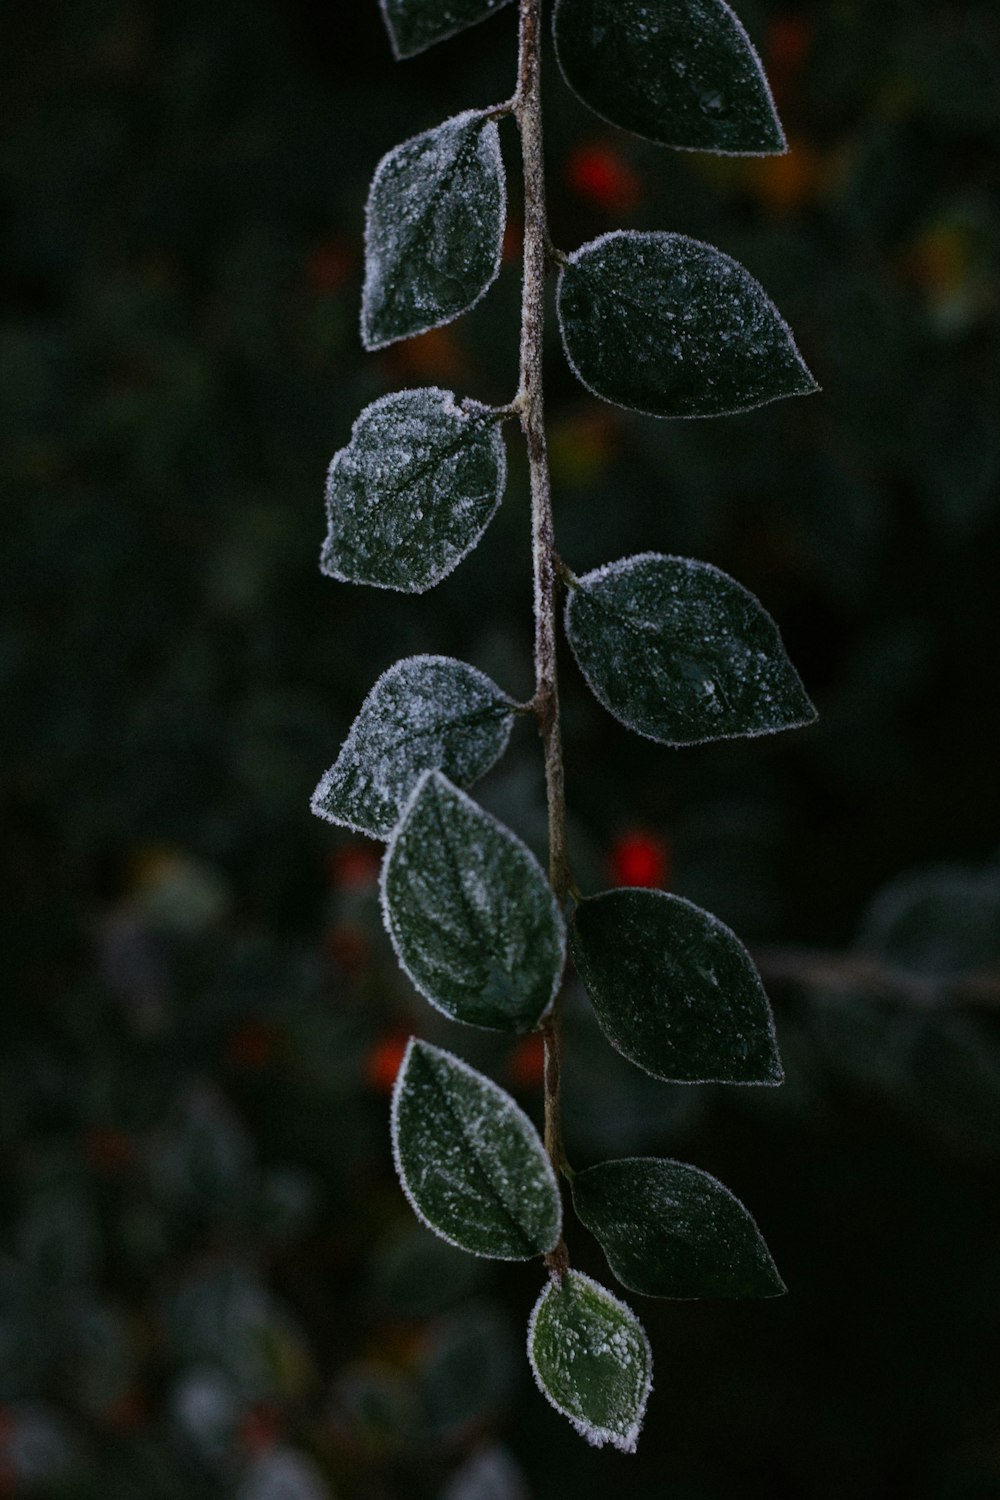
[226,1020,280,1070]
[609,829,670,889]
[502,216,523,263]
[767,17,813,104]
[239,1404,284,1454]
[325,919,371,976]
[566,144,641,214]
[366,1034,410,1094]
[306,237,354,294]
[507,1033,546,1090]
[329,844,381,891]
[84,1125,135,1174]
[104,1390,150,1432]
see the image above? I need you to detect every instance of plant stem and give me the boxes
[515,0,571,1277]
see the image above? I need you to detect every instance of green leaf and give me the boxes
[391,1039,562,1259]
[311,655,517,839]
[320,388,507,593]
[573,1157,785,1299]
[552,0,785,155]
[571,888,783,1084]
[528,1270,652,1452]
[363,111,506,350]
[557,231,817,418]
[564,553,815,745]
[381,0,515,59]
[381,772,565,1032]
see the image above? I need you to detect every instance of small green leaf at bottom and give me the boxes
[528,1270,652,1452]
[392,1039,562,1260]
[573,1157,786,1299]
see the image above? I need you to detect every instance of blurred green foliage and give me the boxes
[2,0,999,1494]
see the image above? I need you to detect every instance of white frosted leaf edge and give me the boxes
[551,0,786,158]
[310,653,517,838]
[565,552,818,747]
[361,110,507,352]
[320,389,508,595]
[556,230,819,421]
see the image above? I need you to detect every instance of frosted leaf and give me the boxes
[381,772,565,1032]
[553,0,785,155]
[527,1270,652,1453]
[312,655,516,839]
[441,1444,529,1500]
[391,1039,562,1259]
[321,389,507,593]
[861,863,1000,979]
[381,0,515,59]
[363,111,506,350]
[557,231,818,418]
[573,1156,785,1299]
[564,553,816,745]
[235,1447,331,1500]
[571,888,783,1084]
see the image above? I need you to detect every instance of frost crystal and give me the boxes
[391,1039,562,1260]
[321,388,507,593]
[363,111,506,349]
[311,655,516,840]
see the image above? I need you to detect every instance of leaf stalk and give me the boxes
[516,0,572,1276]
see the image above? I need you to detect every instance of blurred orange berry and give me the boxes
[906,223,970,297]
[226,1020,280,1070]
[566,143,641,215]
[741,138,825,214]
[507,1033,546,1090]
[366,1034,410,1094]
[387,324,468,382]
[609,829,671,889]
[549,408,618,486]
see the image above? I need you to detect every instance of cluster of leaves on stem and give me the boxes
[312,0,817,1454]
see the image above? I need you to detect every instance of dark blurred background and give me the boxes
[2,1,999,1495]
